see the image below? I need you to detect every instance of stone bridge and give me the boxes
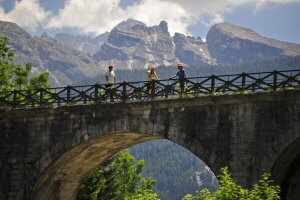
[0,90,300,200]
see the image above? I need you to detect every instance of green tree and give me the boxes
[0,36,50,92]
[77,150,159,200]
[247,173,281,200]
[182,167,280,200]
[0,36,50,106]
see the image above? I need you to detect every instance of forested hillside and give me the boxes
[77,56,300,85]
[130,139,219,200]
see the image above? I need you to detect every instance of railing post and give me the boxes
[211,75,215,94]
[67,86,71,104]
[39,89,44,106]
[53,88,60,107]
[195,82,199,97]
[27,90,33,107]
[151,80,155,99]
[165,85,169,99]
[57,97,61,106]
[94,84,98,103]
[222,82,226,93]
[122,82,127,103]
[83,92,87,104]
[252,84,255,92]
[13,90,17,108]
[241,73,246,92]
[273,70,278,91]
[138,83,142,101]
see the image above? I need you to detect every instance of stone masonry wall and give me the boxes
[0,90,299,200]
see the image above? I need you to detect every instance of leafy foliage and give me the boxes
[0,36,50,92]
[77,150,159,200]
[182,167,280,200]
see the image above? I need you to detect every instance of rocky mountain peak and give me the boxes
[0,20,31,40]
[39,33,57,43]
[173,32,213,65]
[0,21,101,86]
[174,33,204,45]
[209,22,260,41]
[159,21,168,33]
[114,18,146,32]
[207,22,300,64]
[94,19,176,69]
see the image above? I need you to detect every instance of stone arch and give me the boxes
[31,132,218,200]
[24,100,228,200]
[271,136,300,199]
[31,133,160,200]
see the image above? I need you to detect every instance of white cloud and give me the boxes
[254,0,300,13]
[1,0,299,36]
[46,0,194,35]
[0,0,51,31]
[125,0,194,35]
[47,0,126,34]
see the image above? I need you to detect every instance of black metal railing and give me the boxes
[0,70,299,109]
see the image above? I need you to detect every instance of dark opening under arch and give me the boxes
[271,137,300,200]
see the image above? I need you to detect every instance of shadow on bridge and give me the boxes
[32,133,162,200]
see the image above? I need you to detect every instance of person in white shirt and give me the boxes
[106,65,116,84]
[105,65,116,102]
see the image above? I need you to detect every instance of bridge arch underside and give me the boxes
[32,133,161,200]
[271,137,300,200]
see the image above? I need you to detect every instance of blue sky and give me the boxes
[0,0,300,43]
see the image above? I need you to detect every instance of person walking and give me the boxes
[170,63,186,97]
[105,65,116,102]
[146,66,159,95]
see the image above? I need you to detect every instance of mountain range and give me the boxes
[1,19,300,86]
[0,21,100,86]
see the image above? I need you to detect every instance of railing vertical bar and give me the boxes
[95,84,98,103]
[27,90,33,108]
[122,82,127,103]
[242,73,246,92]
[57,88,61,106]
[211,75,215,94]
[273,70,278,91]
[67,86,71,104]
[39,89,44,107]
[151,80,155,100]
[13,90,17,108]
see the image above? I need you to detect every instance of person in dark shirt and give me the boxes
[170,63,186,97]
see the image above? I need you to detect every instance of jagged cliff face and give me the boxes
[61,20,300,68]
[94,20,178,69]
[0,21,100,86]
[173,33,213,66]
[93,19,212,69]
[54,32,109,55]
[206,23,300,64]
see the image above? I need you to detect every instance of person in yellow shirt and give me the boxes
[146,66,159,94]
